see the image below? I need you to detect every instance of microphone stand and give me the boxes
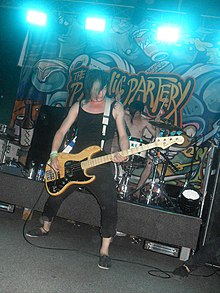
[153,151,177,209]
[183,138,199,188]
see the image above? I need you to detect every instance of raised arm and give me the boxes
[142,118,160,139]
[112,102,129,162]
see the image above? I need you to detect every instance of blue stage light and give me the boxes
[85,17,106,32]
[156,26,180,43]
[26,10,47,26]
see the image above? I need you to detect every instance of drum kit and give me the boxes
[114,119,201,215]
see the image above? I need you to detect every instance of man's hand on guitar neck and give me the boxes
[112,152,128,163]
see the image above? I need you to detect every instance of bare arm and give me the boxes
[142,119,159,139]
[51,102,79,151]
[113,102,129,162]
[50,102,79,170]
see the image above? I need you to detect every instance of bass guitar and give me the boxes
[45,135,184,196]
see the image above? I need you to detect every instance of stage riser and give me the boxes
[0,172,201,250]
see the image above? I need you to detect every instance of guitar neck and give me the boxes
[81,142,156,169]
[81,136,184,169]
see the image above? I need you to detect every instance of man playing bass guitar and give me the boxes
[26,69,129,270]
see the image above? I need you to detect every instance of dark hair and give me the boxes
[129,101,144,112]
[83,69,110,101]
[129,101,144,122]
[129,101,145,122]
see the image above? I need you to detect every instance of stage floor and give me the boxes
[0,207,219,293]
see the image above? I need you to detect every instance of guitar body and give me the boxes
[45,146,101,196]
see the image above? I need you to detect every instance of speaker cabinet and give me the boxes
[0,172,202,251]
[26,106,69,167]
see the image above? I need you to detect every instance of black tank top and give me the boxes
[72,100,117,155]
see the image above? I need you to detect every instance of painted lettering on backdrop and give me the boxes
[66,67,87,106]
[67,67,195,126]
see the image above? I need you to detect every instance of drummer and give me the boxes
[124,101,158,198]
[124,101,155,141]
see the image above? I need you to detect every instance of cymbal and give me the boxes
[149,119,182,131]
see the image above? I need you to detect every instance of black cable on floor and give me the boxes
[22,195,173,279]
[22,185,219,280]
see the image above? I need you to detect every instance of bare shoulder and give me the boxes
[124,111,131,121]
[70,101,80,110]
[113,101,124,111]
[112,101,125,120]
[57,102,79,132]
[67,101,80,117]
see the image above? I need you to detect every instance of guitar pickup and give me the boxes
[45,170,60,181]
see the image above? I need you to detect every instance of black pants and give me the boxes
[43,164,118,238]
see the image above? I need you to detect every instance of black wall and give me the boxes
[200,148,220,246]
[204,168,220,242]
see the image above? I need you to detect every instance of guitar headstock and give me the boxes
[155,136,184,149]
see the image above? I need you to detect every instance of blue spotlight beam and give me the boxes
[156,26,180,43]
[26,10,47,26]
[85,17,106,32]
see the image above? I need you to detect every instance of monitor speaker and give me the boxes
[26,105,69,167]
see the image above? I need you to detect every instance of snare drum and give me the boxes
[129,137,147,162]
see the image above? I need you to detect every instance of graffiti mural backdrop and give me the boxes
[11,13,220,189]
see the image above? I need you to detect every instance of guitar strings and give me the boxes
[49,160,111,176]
[48,137,181,176]
[47,162,83,176]
[50,146,147,175]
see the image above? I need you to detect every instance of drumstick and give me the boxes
[156,96,169,120]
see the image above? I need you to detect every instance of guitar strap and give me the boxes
[100,98,112,150]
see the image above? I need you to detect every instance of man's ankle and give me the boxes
[41,227,49,233]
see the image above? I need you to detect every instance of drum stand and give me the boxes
[139,150,176,208]
[117,155,136,200]
[141,150,166,206]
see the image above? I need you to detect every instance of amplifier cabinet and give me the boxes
[0,172,202,252]
[0,138,21,163]
[0,138,7,163]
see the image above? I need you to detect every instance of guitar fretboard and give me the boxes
[81,136,183,169]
